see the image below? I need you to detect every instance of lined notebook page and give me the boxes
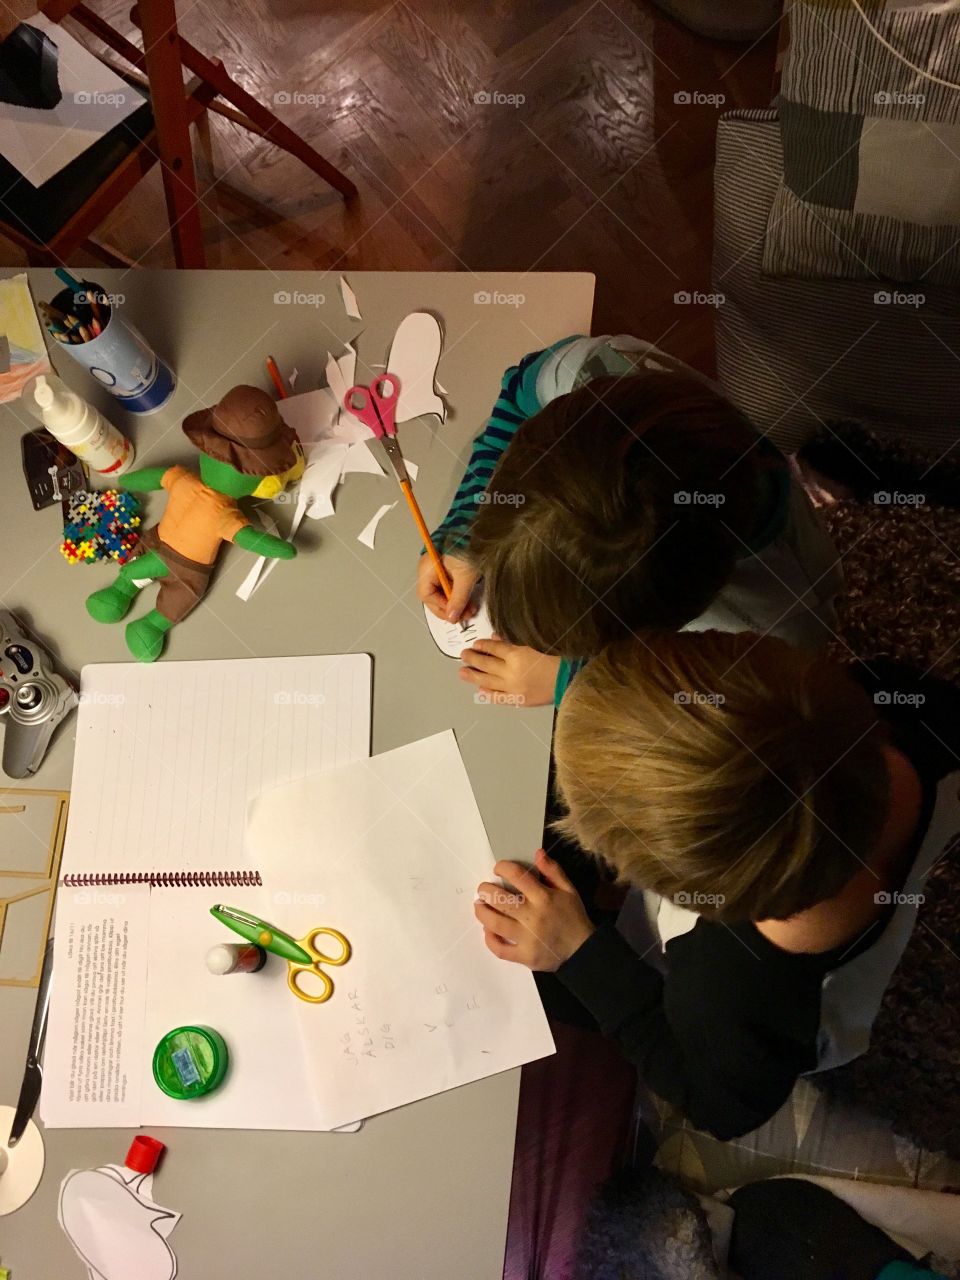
[62,656,372,876]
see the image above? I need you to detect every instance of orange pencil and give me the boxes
[399,481,454,599]
[266,355,289,399]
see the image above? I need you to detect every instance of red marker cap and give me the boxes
[125,1135,165,1174]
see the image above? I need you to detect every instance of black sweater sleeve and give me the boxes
[556,922,823,1140]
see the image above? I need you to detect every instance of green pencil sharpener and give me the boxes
[152,1025,229,1100]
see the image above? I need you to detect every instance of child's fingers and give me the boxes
[460,647,503,675]
[468,637,511,658]
[445,571,476,622]
[534,847,576,893]
[458,667,506,693]
[482,928,523,962]
[474,900,521,939]
[494,859,545,902]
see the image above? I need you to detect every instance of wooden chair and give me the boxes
[0,0,356,267]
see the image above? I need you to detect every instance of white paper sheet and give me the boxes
[386,312,446,423]
[339,276,362,320]
[0,16,146,187]
[246,731,555,1130]
[424,600,496,658]
[301,441,349,519]
[235,507,281,602]
[59,1163,180,1280]
[357,503,396,549]
[325,345,370,438]
[44,656,373,1132]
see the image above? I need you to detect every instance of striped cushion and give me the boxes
[713,109,960,451]
[765,0,960,285]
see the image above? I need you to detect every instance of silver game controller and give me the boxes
[0,611,77,778]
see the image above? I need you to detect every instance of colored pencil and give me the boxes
[266,355,289,399]
[399,480,454,599]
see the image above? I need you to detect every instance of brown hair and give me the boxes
[467,373,762,659]
[553,631,891,922]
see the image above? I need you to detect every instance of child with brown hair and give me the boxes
[417,335,841,705]
[473,631,960,1139]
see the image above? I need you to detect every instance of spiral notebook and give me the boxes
[43,654,372,1130]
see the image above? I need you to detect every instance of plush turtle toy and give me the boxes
[86,385,304,662]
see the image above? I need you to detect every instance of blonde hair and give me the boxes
[553,632,890,921]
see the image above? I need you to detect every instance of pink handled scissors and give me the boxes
[343,373,409,484]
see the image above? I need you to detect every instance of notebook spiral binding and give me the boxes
[61,870,263,888]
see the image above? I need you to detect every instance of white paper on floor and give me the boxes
[339,276,362,320]
[357,502,396,549]
[386,312,446,423]
[59,1164,181,1280]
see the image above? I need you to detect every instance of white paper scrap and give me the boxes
[341,441,386,480]
[357,502,396,550]
[339,276,362,320]
[386,312,446,423]
[424,599,496,658]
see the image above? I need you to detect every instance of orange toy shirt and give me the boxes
[156,466,250,565]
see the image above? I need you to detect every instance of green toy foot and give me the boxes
[125,610,172,663]
[87,582,138,623]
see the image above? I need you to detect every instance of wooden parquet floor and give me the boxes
[6,0,777,369]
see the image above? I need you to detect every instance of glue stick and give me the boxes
[31,374,134,476]
[206,942,267,975]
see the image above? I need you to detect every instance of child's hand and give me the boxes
[474,849,594,972]
[459,640,560,707]
[416,553,479,622]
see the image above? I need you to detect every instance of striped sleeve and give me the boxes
[431,340,574,553]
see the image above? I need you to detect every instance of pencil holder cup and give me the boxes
[50,280,176,415]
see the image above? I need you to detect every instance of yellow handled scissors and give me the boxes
[211,905,352,1004]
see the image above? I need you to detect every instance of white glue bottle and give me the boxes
[31,375,135,476]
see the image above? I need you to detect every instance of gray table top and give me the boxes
[0,269,595,1279]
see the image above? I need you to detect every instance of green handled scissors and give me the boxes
[211,904,351,1004]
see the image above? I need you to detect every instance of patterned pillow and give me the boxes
[764,0,960,286]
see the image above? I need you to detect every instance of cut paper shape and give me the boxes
[301,441,350,520]
[0,16,145,187]
[59,1164,180,1280]
[386,312,446,423]
[288,366,299,391]
[0,1104,44,1214]
[278,386,338,445]
[357,503,396,549]
[339,276,362,321]
[325,345,370,439]
[243,498,310,598]
[341,441,386,480]
[423,599,495,658]
[0,274,50,403]
[235,508,281,602]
